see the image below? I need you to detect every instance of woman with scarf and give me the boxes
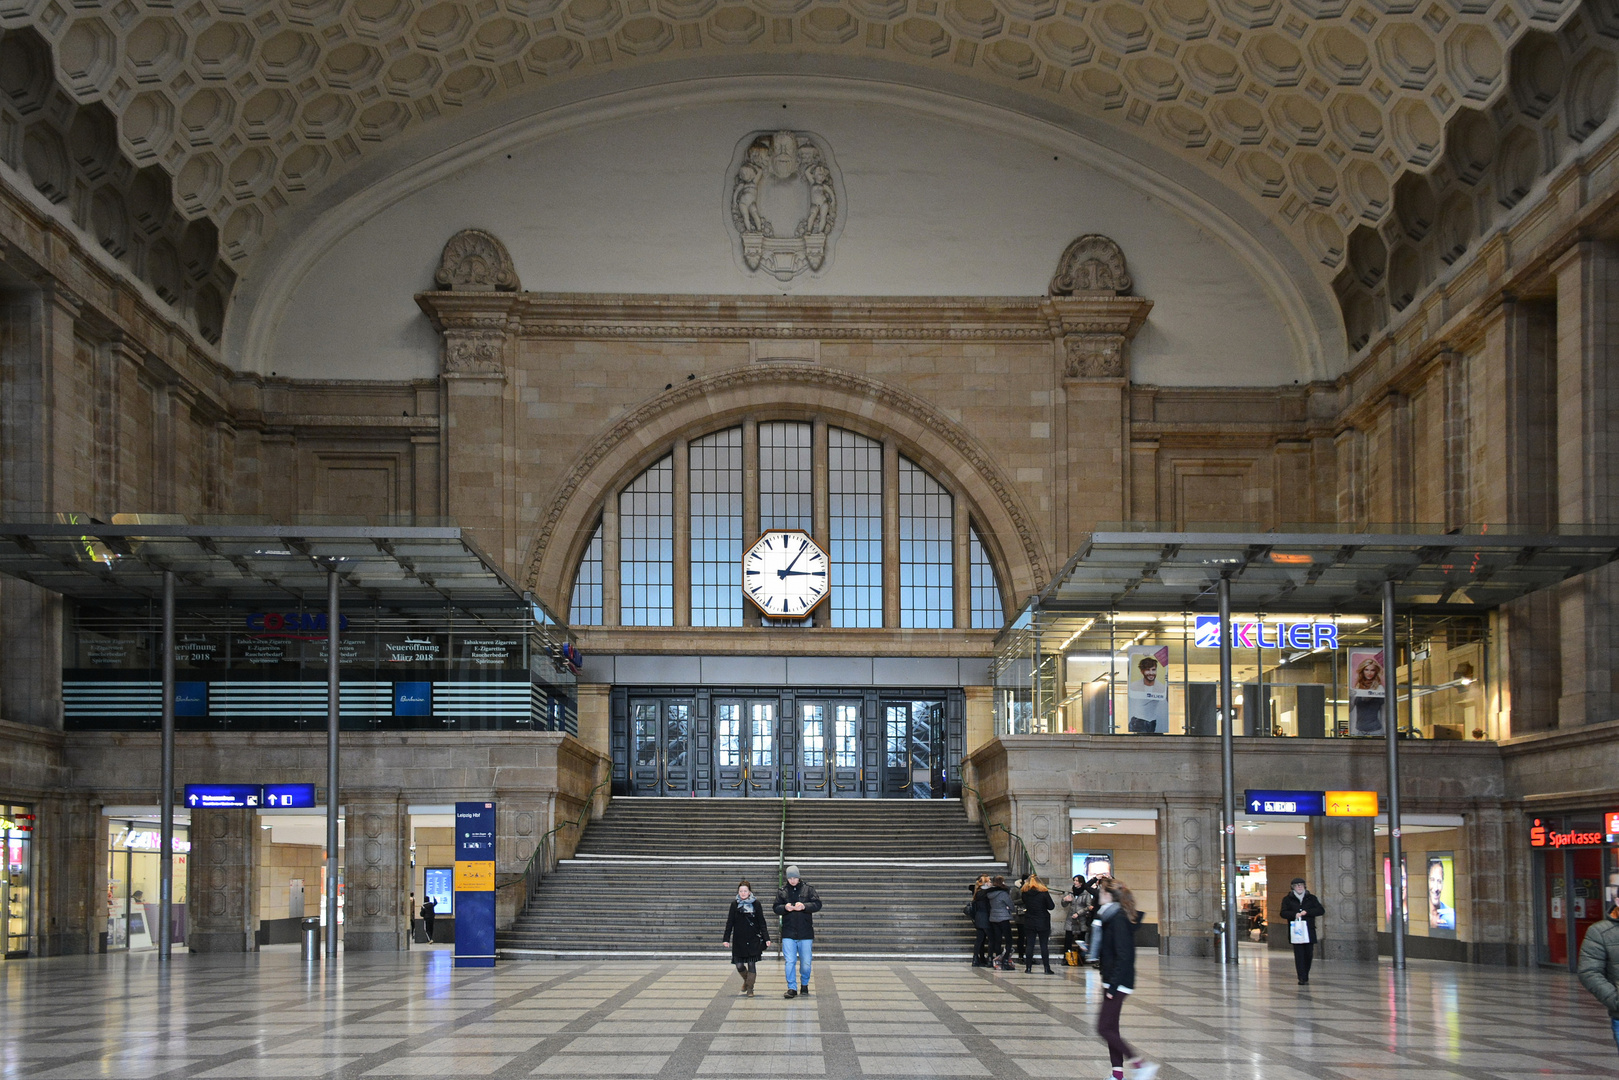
[722,879,770,997]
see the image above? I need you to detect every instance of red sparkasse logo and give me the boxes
[1607,811,1619,837]
[1531,818,1606,848]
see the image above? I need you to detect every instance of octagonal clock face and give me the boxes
[743,529,830,619]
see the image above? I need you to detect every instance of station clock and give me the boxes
[742,529,830,618]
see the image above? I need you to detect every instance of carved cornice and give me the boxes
[523,361,1050,595]
[417,291,1098,342]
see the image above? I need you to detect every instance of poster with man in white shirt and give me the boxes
[1127,646,1170,734]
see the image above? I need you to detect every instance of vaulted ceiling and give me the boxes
[1,0,1615,360]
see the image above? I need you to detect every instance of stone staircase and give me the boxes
[497,798,1003,958]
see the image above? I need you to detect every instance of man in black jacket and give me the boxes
[1278,876,1326,985]
[774,865,822,998]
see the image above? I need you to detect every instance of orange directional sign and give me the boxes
[1325,790,1378,817]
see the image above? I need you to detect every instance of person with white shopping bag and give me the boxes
[1278,877,1325,985]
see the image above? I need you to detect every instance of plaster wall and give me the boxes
[267,101,1301,386]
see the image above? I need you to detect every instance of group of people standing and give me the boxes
[968,872,1160,1080]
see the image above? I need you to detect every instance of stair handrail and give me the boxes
[961,781,1033,881]
[777,793,788,890]
[523,777,611,904]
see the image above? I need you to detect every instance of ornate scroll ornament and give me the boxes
[1049,234,1132,296]
[1065,334,1125,379]
[728,130,840,283]
[435,229,520,292]
[443,329,506,373]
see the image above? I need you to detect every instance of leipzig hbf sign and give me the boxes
[1194,615,1339,651]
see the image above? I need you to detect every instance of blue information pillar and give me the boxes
[453,801,497,967]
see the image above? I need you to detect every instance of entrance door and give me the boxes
[830,702,862,798]
[883,700,945,798]
[746,701,780,795]
[797,703,830,797]
[628,698,696,795]
[715,702,745,797]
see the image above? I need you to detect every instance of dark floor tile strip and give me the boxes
[811,963,861,1080]
[650,963,742,1080]
[888,962,1035,1079]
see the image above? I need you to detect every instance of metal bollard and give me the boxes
[300,917,321,960]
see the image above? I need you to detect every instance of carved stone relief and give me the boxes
[1049,234,1133,296]
[727,131,841,283]
[1065,335,1125,379]
[435,229,520,292]
[443,330,506,374]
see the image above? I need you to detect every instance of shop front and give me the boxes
[106,818,188,951]
[0,805,33,958]
[1530,811,1619,970]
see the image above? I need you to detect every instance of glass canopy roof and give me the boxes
[0,518,552,620]
[1033,529,1619,618]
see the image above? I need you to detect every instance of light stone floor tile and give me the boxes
[0,953,1614,1080]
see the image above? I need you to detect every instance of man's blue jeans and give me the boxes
[782,937,813,990]
[1611,1016,1619,1054]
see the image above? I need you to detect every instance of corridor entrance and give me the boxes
[611,686,963,798]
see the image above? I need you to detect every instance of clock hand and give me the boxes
[777,570,826,577]
[778,542,808,578]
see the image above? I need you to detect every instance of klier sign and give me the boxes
[1194,615,1339,651]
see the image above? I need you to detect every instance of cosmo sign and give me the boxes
[1194,615,1339,651]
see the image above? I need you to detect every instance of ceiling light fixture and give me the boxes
[1099,820,1117,828]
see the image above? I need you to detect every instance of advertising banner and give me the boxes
[1349,648,1386,736]
[1126,645,1170,734]
[1426,852,1456,930]
[454,801,497,968]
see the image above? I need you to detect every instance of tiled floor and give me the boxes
[1,948,1614,1079]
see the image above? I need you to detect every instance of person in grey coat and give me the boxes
[984,875,1015,970]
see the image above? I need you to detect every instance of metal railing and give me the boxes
[962,782,1032,881]
[777,793,788,890]
[521,778,610,906]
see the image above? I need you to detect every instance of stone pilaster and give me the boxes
[1554,242,1619,727]
[1464,804,1532,965]
[1307,815,1377,961]
[343,797,407,952]
[188,808,256,953]
[35,795,101,956]
[1158,800,1219,957]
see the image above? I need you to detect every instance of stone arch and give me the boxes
[525,362,1051,616]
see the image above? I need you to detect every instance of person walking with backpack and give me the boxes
[1093,878,1159,1080]
[1278,876,1326,985]
[722,880,770,998]
[1578,892,1619,1055]
[774,865,821,998]
[1021,873,1056,973]
[983,875,1015,970]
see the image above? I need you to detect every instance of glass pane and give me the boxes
[620,457,674,626]
[885,705,907,767]
[801,704,825,768]
[666,703,691,769]
[570,521,604,625]
[750,702,775,768]
[835,704,860,769]
[633,700,658,766]
[899,458,953,629]
[717,703,740,768]
[691,429,743,627]
[969,526,1001,629]
[829,428,883,628]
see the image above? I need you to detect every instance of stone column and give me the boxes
[188,808,256,953]
[576,683,611,755]
[601,488,620,626]
[1307,815,1378,961]
[35,795,101,956]
[343,798,407,952]
[1464,804,1532,965]
[1158,800,1219,957]
[882,438,900,629]
[1555,242,1619,727]
[952,488,970,630]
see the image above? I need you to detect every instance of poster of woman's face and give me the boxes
[1350,649,1384,693]
[1427,854,1456,930]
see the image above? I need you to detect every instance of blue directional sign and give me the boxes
[262,783,316,808]
[1244,789,1325,816]
[185,783,262,808]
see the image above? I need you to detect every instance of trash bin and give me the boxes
[300,917,321,959]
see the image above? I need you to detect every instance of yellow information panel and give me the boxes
[454,860,495,891]
[1325,790,1378,817]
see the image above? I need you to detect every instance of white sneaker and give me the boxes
[1128,1062,1159,1080]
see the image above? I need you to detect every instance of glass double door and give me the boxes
[712,699,863,797]
[884,700,945,798]
[630,699,695,794]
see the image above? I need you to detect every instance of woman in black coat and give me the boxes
[722,880,770,997]
[1093,879,1159,1080]
[969,874,992,966]
[1020,873,1056,973]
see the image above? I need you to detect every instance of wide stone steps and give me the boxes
[499,798,1002,958]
